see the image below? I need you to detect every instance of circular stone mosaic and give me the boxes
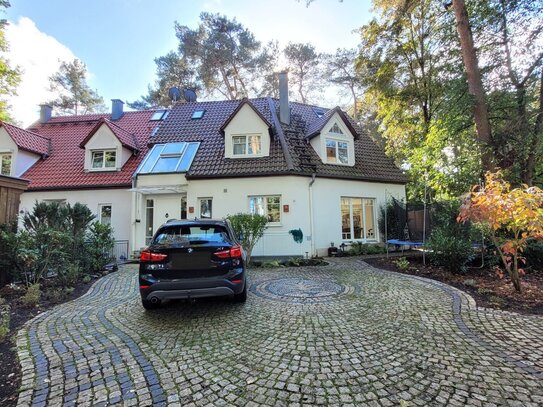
[252,278,354,303]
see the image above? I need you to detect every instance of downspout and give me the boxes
[130,174,138,254]
[308,173,316,257]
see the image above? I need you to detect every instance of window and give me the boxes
[326,140,348,164]
[136,142,199,174]
[232,134,261,156]
[330,123,344,134]
[199,198,212,219]
[99,204,112,226]
[191,110,205,119]
[313,107,326,118]
[249,195,281,224]
[92,150,116,169]
[180,196,187,220]
[0,153,12,176]
[146,199,154,245]
[150,110,168,121]
[341,198,376,240]
[153,225,229,246]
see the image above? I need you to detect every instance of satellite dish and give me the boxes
[168,87,181,102]
[184,89,197,102]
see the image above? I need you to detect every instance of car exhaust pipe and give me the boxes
[150,296,160,304]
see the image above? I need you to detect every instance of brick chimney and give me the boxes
[111,99,124,121]
[279,72,290,125]
[39,104,52,124]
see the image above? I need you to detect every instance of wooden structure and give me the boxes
[0,175,28,224]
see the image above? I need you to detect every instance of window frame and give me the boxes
[91,149,117,170]
[98,203,112,226]
[325,138,349,165]
[199,197,213,219]
[248,195,281,225]
[232,134,262,157]
[0,152,12,176]
[340,197,377,242]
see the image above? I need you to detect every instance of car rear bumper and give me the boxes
[143,286,235,301]
[139,269,246,301]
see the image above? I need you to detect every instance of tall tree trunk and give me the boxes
[452,0,494,172]
[526,70,543,185]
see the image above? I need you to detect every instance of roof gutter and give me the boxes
[267,97,294,171]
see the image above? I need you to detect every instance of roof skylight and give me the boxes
[136,142,199,174]
[150,110,168,121]
[191,110,205,119]
[313,107,326,118]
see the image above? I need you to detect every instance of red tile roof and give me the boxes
[80,118,139,152]
[23,111,156,190]
[1,122,50,156]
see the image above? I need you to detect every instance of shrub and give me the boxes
[0,221,18,287]
[56,264,81,287]
[427,227,474,273]
[21,284,41,307]
[524,239,543,271]
[348,242,385,256]
[226,213,267,265]
[0,301,9,343]
[85,222,115,273]
[394,257,410,270]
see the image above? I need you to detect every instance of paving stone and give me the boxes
[13,259,543,406]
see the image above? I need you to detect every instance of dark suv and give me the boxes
[139,219,247,309]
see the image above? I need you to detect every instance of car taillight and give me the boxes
[140,250,168,263]
[215,245,243,259]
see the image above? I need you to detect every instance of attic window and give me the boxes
[330,123,344,134]
[150,110,168,121]
[92,150,116,169]
[136,142,200,174]
[0,153,12,176]
[313,107,326,118]
[191,110,205,119]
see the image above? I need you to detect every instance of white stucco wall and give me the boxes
[224,103,270,158]
[186,176,313,257]
[130,174,406,257]
[311,178,405,256]
[20,189,132,246]
[17,150,41,177]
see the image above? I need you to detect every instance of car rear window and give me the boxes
[153,225,231,246]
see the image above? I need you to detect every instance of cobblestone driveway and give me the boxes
[16,258,543,406]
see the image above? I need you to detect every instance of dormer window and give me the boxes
[233,134,261,156]
[0,153,12,175]
[92,150,116,169]
[326,140,348,164]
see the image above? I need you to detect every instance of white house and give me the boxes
[3,74,406,258]
[131,74,406,257]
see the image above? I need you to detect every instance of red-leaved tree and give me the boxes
[458,172,543,292]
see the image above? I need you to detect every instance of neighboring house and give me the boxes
[131,74,407,257]
[0,100,163,258]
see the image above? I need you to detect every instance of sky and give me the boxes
[4,0,373,126]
